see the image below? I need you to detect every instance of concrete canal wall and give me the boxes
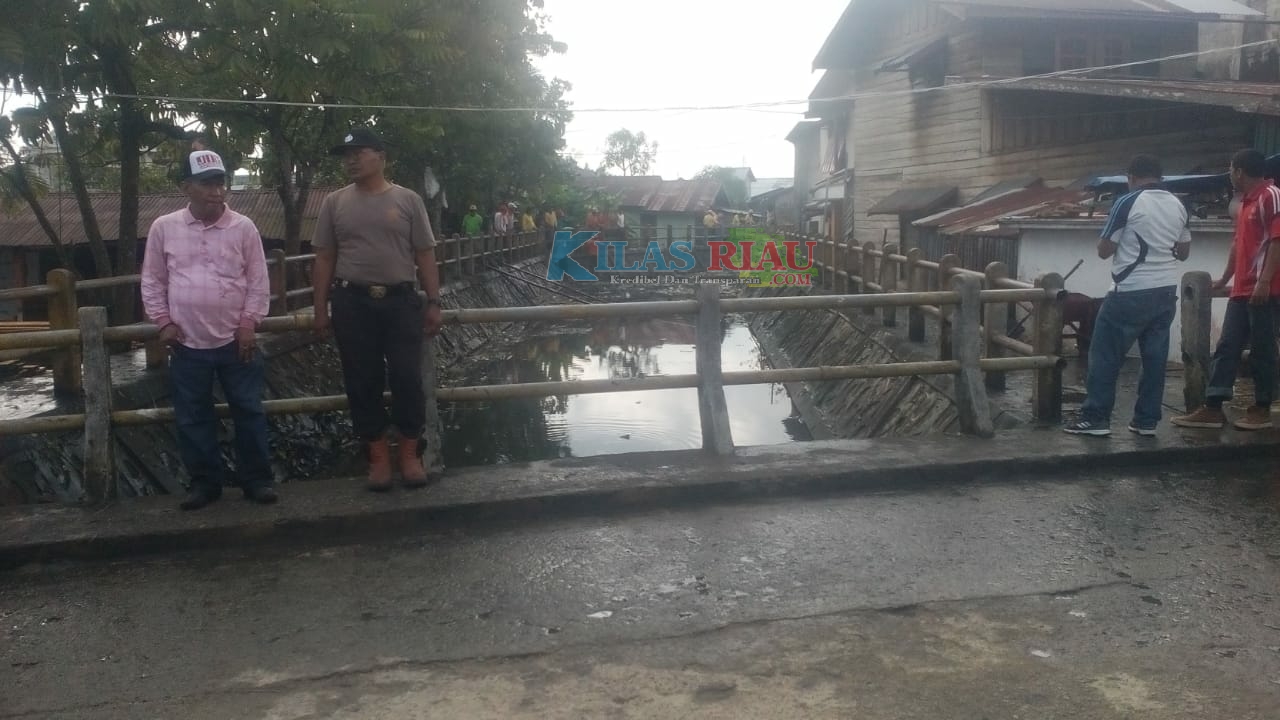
[745,286,1023,440]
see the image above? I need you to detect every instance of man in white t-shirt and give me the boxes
[1065,154,1192,437]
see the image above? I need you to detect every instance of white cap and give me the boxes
[184,150,226,181]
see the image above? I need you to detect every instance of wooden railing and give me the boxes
[0,231,543,393]
[783,231,1066,421]
[0,274,1063,505]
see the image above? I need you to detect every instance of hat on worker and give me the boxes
[181,150,227,182]
[469,204,477,210]
[329,127,386,155]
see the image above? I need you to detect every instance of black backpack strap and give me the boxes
[1112,231,1149,286]
[1110,188,1149,287]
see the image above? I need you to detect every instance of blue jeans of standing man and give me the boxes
[170,341,272,493]
[1079,286,1177,428]
[1205,298,1279,408]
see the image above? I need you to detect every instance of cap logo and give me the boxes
[345,134,354,142]
[188,150,226,176]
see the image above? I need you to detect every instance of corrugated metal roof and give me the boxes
[943,0,1261,18]
[0,189,335,247]
[583,176,726,214]
[584,175,663,209]
[867,186,958,216]
[648,179,726,214]
[914,184,1093,236]
[814,0,1260,69]
[999,77,1280,116]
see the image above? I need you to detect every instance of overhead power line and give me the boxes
[90,39,1277,115]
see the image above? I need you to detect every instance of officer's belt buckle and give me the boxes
[369,285,388,299]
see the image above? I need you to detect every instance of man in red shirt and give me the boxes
[1174,149,1280,430]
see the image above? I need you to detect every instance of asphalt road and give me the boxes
[3,462,1279,719]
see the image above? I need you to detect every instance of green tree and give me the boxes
[0,0,192,310]
[600,129,657,176]
[696,166,747,207]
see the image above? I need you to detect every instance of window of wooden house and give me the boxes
[1057,36,1089,70]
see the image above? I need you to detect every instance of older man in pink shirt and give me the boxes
[141,149,275,510]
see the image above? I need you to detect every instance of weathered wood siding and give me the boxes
[849,4,1252,249]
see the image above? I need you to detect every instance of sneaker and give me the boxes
[1064,419,1111,437]
[1233,406,1273,431]
[1128,423,1157,437]
[1171,407,1226,429]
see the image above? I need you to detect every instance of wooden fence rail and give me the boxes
[0,232,542,392]
[0,275,1064,505]
[781,231,1064,421]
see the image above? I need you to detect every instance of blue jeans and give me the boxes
[170,341,272,492]
[1079,286,1176,428]
[1207,298,1278,408]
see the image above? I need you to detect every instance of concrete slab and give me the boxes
[5,417,1274,568]
[2,423,1279,568]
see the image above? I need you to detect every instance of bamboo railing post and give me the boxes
[849,242,863,293]
[839,239,851,294]
[882,244,899,327]
[695,283,734,456]
[862,242,878,316]
[268,249,288,316]
[907,249,925,342]
[938,255,961,360]
[469,235,479,276]
[47,269,81,396]
[450,235,462,283]
[1033,272,1066,422]
[80,306,117,505]
[829,232,837,290]
[984,262,1010,391]
[1181,271,1213,412]
[951,275,994,437]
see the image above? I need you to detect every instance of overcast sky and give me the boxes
[534,0,851,182]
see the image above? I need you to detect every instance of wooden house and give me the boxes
[805,0,1269,252]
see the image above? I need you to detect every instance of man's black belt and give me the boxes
[333,278,415,299]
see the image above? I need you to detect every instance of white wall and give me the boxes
[1014,220,1235,362]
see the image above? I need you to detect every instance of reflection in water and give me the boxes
[441,318,810,468]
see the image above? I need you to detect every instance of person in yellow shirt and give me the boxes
[521,209,536,232]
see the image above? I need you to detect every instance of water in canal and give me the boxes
[439,317,811,467]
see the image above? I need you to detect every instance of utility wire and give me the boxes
[90,39,1277,115]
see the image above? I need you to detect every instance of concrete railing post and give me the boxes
[1033,272,1066,422]
[938,255,961,360]
[984,262,1010,391]
[79,306,117,505]
[1181,271,1213,411]
[268,249,288,316]
[952,275,995,437]
[419,302,444,481]
[907,249,925,342]
[695,283,734,456]
[46,269,81,396]
[468,235,479,276]
[882,244,899,327]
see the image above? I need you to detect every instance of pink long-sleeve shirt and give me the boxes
[140,206,270,350]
